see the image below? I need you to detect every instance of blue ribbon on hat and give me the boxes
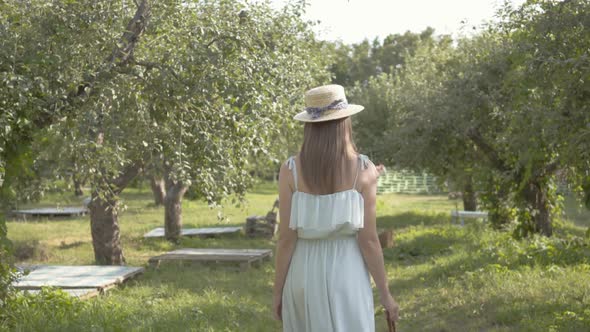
[305,99,349,119]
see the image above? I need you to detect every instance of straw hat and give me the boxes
[294,84,364,122]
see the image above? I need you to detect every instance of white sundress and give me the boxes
[281,154,375,332]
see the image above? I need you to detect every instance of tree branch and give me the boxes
[107,0,151,67]
[112,161,144,193]
[131,59,183,82]
[35,0,152,128]
[467,127,560,182]
[205,35,240,48]
[465,127,510,173]
[533,160,560,180]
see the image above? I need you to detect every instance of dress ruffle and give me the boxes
[289,190,364,239]
[285,154,370,239]
[289,189,364,229]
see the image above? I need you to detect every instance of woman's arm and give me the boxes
[357,163,389,295]
[272,161,298,320]
[357,162,399,320]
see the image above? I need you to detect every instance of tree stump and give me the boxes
[378,229,394,249]
[244,199,279,239]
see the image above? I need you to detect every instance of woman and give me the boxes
[272,84,399,331]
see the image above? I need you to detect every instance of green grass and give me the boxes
[5,183,590,331]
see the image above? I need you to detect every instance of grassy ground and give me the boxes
[5,182,590,331]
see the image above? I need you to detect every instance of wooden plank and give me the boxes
[150,249,271,261]
[13,265,144,289]
[164,248,271,256]
[144,227,242,238]
[451,210,489,226]
[451,211,488,218]
[11,207,88,219]
[149,248,272,269]
[151,253,262,262]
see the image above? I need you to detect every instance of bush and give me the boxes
[478,232,590,268]
[0,287,85,329]
[13,239,50,261]
[0,215,18,326]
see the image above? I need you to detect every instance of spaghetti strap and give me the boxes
[287,156,298,191]
[352,154,370,190]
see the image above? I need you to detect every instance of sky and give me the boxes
[270,0,527,44]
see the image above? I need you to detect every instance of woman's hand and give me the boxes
[272,293,282,321]
[380,292,399,321]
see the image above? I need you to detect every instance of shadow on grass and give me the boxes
[58,241,85,250]
[124,301,271,331]
[385,228,467,265]
[390,250,490,295]
[120,190,153,202]
[122,262,276,326]
[377,211,450,230]
[386,226,589,301]
[107,267,278,330]
[399,287,590,332]
[134,231,275,254]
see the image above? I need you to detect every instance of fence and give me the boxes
[377,169,442,194]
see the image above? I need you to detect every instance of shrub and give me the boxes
[0,216,18,326]
[1,287,85,329]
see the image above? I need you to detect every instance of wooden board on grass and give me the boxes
[148,248,272,271]
[12,207,88,220]
[143,227,242,238]
[451,210,489,226]
[14,265,144,290]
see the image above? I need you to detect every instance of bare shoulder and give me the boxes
[279,158,294,190]
[356,157,378,194]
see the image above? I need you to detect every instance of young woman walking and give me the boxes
[272,84,399,331]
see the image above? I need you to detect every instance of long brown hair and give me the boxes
[299,117,357,194]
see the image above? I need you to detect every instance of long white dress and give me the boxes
[281,154,375,332]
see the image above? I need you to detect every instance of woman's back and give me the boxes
[286,154,370,240]
[288,153,365,195]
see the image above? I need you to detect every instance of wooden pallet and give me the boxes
[148,248,273,271]
[451,210,488,226]
[11,207,88,221]
[14,265,144,299]
[144,227,242,239]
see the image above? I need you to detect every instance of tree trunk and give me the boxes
[523,181,552,236]
[164,181,189,242]
[74,182,84,197]
[89,193,125,265]
[88,161,142,265]
[462,175,477,211]
[150,176,165,206]
[73,173,85,197]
